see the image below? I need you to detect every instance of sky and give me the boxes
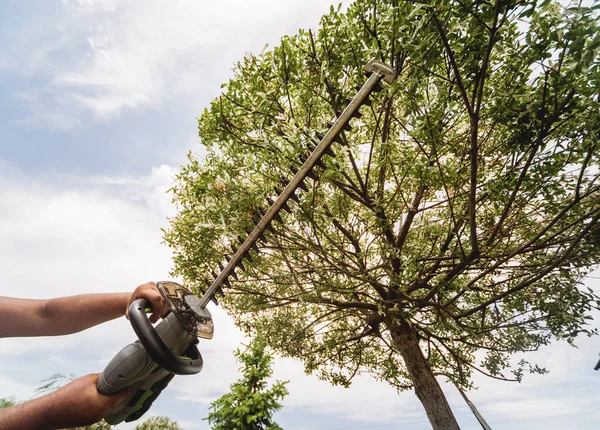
[0,0,599,429]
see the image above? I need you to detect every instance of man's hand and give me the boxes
[126,282,169,323]
[0,374,127,429]
[47,373,128,427]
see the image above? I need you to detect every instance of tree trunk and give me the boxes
[388,319,460,430]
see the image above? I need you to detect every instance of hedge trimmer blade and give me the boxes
[198,60,396,308]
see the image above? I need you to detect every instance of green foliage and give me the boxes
[166,0,600,402]
[33,373,75,398]
[72,422,112,430]
[206,339,288,430]
[0,397,17,409]
[134,416,183,430]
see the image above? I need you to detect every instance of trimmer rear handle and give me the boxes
[129,299,203,375]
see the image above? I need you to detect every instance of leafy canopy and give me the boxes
[166,0,600,391]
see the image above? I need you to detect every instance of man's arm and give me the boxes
[0,282,168,338]
[0,373,127,430]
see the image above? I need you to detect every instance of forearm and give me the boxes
[0,394,62,430]
[0,374,123,429]
[40,293,130,336]
[0,282,167,338]
[0,397,45,430]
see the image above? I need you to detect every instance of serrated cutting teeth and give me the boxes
[288,192,300,203]
[333,134,345,145]
[198,59,396,309]
[306,169,318,180]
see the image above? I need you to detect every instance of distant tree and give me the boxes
[166,0,600,428]
[72,422,112,430]
[33,373,75,398]
[134,416,183,430]
[206,339,289,430]
[0,398,16,410]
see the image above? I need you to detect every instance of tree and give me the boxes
[134,416,183,430]
[165,0,600,428]
[206,339,289,430]
[0,398,16,410]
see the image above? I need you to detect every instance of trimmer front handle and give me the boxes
[129,298,203,375]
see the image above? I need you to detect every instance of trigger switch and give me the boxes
[151,373,175,391]
[124,374,175,422]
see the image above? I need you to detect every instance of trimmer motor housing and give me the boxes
[97,281,212,424]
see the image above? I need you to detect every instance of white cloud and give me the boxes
[5,0,353,128]
[0,165,177,299]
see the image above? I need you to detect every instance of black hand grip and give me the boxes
[129,299,203,375]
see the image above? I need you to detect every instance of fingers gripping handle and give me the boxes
[128,298,203,375]
[97,299,203,424]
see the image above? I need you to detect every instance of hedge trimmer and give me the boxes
[97,60,396,424]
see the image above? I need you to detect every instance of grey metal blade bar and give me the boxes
[198,60,396,308]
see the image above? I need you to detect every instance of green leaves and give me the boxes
[167,0,600,417]
[0,398,17,410]
[134,416,183,430]
[206,339,288,430]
